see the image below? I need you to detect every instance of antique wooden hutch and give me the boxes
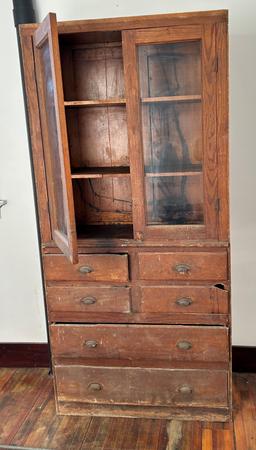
[20,9,230,421]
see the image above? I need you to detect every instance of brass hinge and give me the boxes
[215,198,220,211]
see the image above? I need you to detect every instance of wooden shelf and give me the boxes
[65,99,126,107]
[145,170,202,178]
[141,95,201,104]
[71,166,130,179]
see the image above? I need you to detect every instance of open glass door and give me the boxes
[123,25,219,240]
[34,13,78,263]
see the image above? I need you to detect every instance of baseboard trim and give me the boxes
[0,343,50,368]
[232,346,256,373]
[0,344,255,372]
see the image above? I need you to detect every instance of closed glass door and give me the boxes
[139,40,203,226]
[123,25,219,240]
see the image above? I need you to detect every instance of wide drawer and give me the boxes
[55,365,228,408]
[51,324,229,363]
[47,286,131,313]
[138,252,228,281]
[44,254,129,282]
[139,285,229,314]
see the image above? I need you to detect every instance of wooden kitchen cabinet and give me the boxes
[20,9,230,421]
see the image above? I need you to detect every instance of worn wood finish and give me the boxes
[3,369,255,448]
[49,311,229,326]
[122,30,146,240]
[44,254,129,281]
[33,13,78,263]
[201,24,218,239]
[55,365,228,408]
[73,176,132,227]
[138,251,228,281]
[19,35,52,243]
[216,21,229,241]
[47,285,131,314]
[20,10,228,35]
[20,9,230,422]
[50,324,228,363]
[139,285,229,314]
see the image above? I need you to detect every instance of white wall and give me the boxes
[0,0,255,345]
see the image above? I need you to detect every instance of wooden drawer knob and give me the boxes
[85,340,98,348]
[177,341,192,350]
[79,265,93,274]
[80,296,96,305]
[88,383,102,392]
[175,297,192,307]
[173,263,191,274]
[178,385,193,395]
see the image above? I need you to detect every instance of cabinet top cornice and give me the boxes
[19,9,228,36]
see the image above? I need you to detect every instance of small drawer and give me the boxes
[44,254,129,282]
[138,251,228,281]
[47,286,131,314]
[51,324,229,363]
[139,285,229,314]
[55,365,228,408]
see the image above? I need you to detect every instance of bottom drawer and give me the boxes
[55,365,228,408]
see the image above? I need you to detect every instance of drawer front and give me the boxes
[140,285,229,314]
[47,286,131,313]
[44,254,129,282]
[51,324,229,363]
[55,365,228,407]
[138,252,228,281]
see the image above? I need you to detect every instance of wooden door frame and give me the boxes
[123,24,221,241]
[33,13,78,263]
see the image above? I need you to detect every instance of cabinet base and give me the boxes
[57,401,231,422]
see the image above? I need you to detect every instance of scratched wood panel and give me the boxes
[43,253,129,282]
[50,324,229,363]
[73,177,132,226]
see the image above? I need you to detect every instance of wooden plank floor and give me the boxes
[0,369,255,449]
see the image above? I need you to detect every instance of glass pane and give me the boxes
[40,39,67,236]
[145,175,204,225]
[142,102,202,173]
[138,41,204,226]
[138,41,201,97]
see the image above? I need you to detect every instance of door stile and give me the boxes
[122,30,147,241]
[201,23,219,239]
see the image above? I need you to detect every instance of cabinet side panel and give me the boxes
[216,21,229,241]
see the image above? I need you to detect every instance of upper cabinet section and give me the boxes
[32,11,228,257]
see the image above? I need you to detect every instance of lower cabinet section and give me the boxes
[45,246,230,421]
[54,365,229,420]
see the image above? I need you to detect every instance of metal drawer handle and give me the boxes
[173,263,191,274]
[178,385,193,395]
[88,383,102,392]
[177,341,192,350]
[79,265,93,274]
[176,297,192,307]
[80,296,96,305]
[85,340,98,348]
